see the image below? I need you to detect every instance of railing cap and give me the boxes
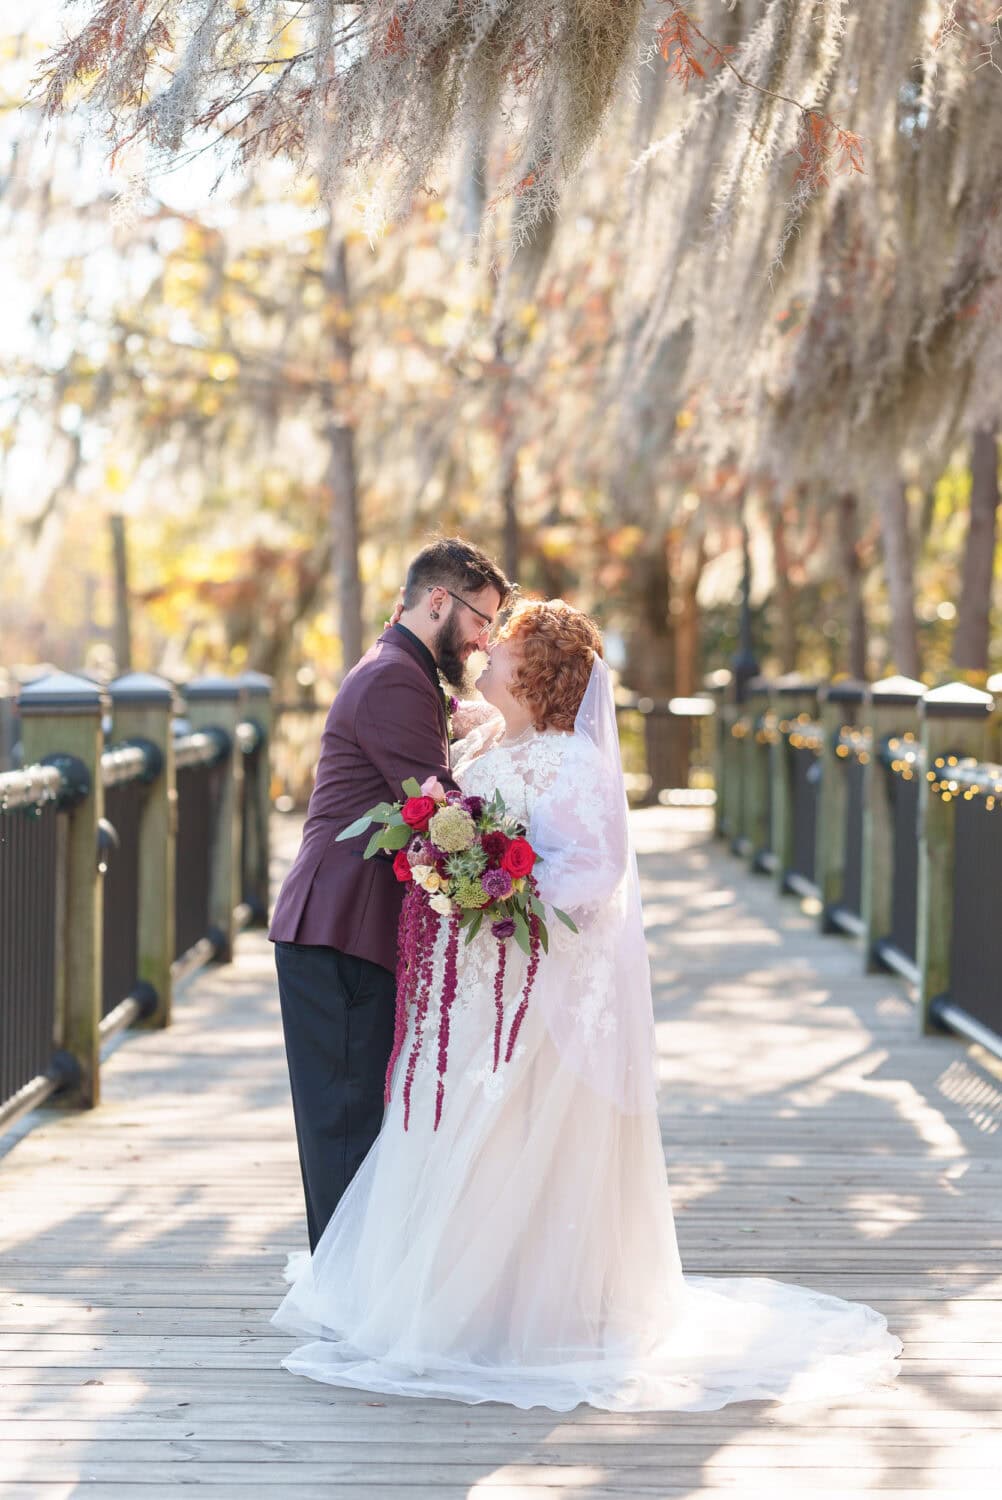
[108,671,175,707]
[773,673,821,696]
[235,670,273,698]
[921,681,995,719]
[747,675,772,695]
[868,674,927,706]
[822,677,867,705]
[17,671,108,716]
[182,675,242,703]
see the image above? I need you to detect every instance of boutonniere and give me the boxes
[442,689,459,742]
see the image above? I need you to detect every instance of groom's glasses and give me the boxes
[428,587,497,641]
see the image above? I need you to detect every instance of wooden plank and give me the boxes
[1,808,1000,1498]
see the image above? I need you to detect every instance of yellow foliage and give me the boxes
[208,352,239,382]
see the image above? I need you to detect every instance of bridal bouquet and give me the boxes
[337,777,576,1128]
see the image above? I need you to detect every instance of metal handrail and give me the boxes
[781,718,824,752]
[101,740,162,789]
[235,719,264,755]
[0,763,63,813]
[174,727,230,770]
[879,735,926,778]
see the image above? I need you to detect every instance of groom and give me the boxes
[270,538,511,1249]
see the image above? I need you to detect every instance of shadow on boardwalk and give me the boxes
[1,808,1000,1497]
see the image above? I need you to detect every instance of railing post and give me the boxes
[108,672,176,1028]
[236,670,273,926]
[183,676,243,963]
[862,676,926,972]
[18,673,107,1108]
[916,681,994,1034]
[816,679,865,931]
[771,675,818,895]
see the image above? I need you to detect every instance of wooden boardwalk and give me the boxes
[2,808,1001,1498]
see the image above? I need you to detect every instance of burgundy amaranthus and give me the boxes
[434,913,462,1128]
[505,912,542,1064]
[492,940,508,1072]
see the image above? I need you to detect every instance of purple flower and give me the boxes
[483,866,514,901]
[491,916,516,940]
[462,794,485,820]
[448,695,459,714]
[445,789,463,805]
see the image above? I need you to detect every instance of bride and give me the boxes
[273,598,902,1411]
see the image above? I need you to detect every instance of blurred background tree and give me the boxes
[1,1,1000,702]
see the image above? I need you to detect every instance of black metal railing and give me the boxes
[0,794,60,1107]
[173,728,230,959]
[714,674,1002,1061]
[782,718,823,896]
[237,719,267,917]
[873,735,923,978]
[1,670,273,1132]
[949,790,1002,1043]
[0,767,75,1118]
[101,780,142,1018]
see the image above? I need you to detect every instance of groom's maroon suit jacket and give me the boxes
[269,626,457,974]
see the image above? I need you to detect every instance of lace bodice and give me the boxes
[453,726,575,826]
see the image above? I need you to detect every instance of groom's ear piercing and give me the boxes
[430,610,440,620]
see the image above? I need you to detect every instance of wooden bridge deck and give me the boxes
[1,808,1001,1497]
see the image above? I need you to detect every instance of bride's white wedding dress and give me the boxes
[273,661,901,1411]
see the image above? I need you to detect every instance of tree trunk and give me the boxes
[953,426,1000,677]
[322,218,363,676]
[836,492,867,679]
[492,325,520,581]
[500,447,520,584]
[109,512,132,673]
[879,480,921,679]
[672,529,706,697]
[770,497,798,672]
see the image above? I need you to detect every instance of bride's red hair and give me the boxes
[496,599,603,732]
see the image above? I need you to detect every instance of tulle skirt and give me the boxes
[273,975,902,1412]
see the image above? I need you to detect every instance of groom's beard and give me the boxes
[433,613,478,695]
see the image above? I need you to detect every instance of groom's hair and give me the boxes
[402,538,513,610]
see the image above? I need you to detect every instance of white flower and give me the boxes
[429,892,454,917]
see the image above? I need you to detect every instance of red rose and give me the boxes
[502,837,536,879]
[401,795,437,831]
[392,849,413,883]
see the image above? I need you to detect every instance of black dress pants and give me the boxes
[274,941,396,1251]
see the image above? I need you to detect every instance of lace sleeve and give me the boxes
[451,697,504,741]
[452,712,507,777]
[529,741,629,919]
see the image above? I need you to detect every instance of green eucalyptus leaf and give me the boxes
[552,906,579,933]
[336,815,373,842]
[401,777,423,798]
[513,911,531,955]
[364,827,387,858]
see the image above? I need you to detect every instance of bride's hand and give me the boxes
[384,587,405,629]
